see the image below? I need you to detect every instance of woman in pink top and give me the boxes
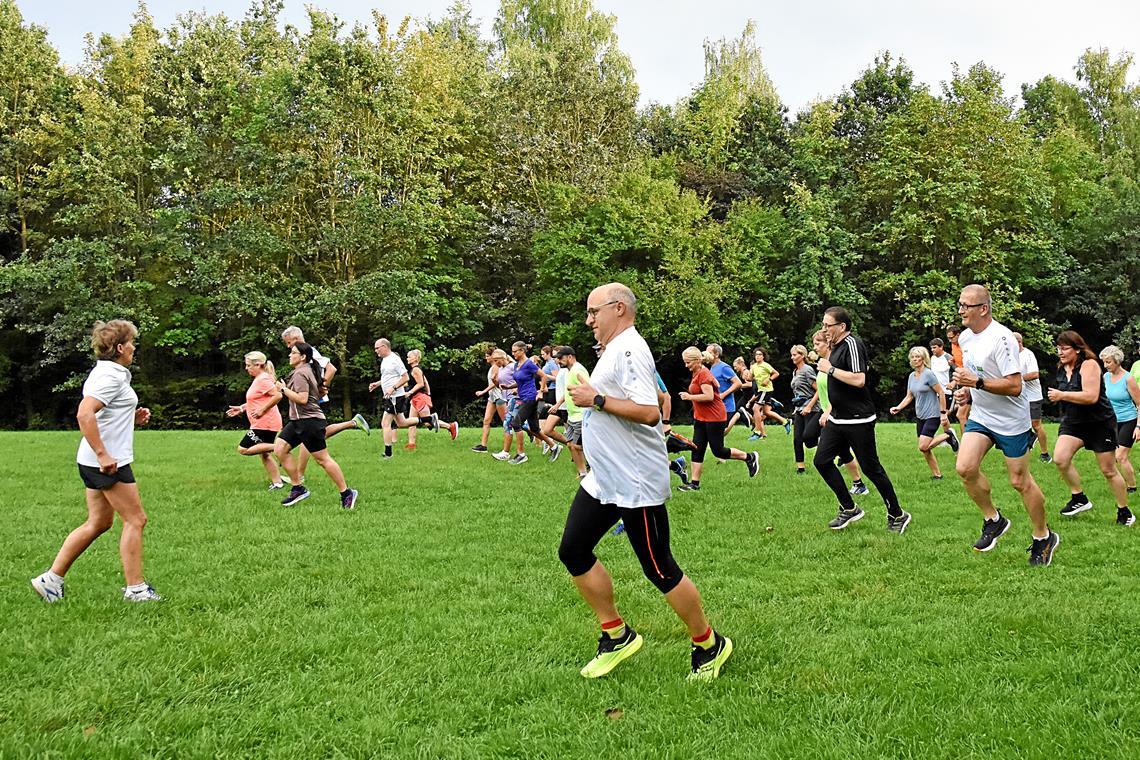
[226,350,285,490]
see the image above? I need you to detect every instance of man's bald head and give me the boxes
[961,284,991,306]
[591,282,637,317]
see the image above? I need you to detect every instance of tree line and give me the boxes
[2,0,1138,428]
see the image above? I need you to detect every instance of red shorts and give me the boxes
[410,393,432,414]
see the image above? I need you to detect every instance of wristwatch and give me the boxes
[827,367,836,376]
[593,394,607,411]
[976,377,986,391]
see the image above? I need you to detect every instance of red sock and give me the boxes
[693,626,714,648]
[601,617,625,638]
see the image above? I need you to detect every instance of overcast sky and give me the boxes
[16,0,1140,113]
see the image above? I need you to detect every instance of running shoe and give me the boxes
[404,443,417,451]
[973,513,1011,552]
[1027,531,1060,566]
[746,451,759,478]
[849,481,870,496]
[1059,495,1093,517]
[430,413,440,432]
[670,456,689,485]
[341,488,358,510]
[122,584,162,602]
[268,481,286,491]
[580,626,643,679]
[611,520,626,536]
[1118,507,1136,527]
[795,468,806,476]
[1129,486,1138,495]
[549,444,563,462]
[491,451,510,461]
[282,485,310,507]
[471,444,488,453]
[542,441,550,456]
[448,422,459,441]
[783,421,792,435]
[828,506,865,530]
[931,475,943,481]
[352,413,370,435]
[946,428,959,452]
[31,573,64,603]
[887,510,912,535]
[1039,453,1052,464]
[688,632,733,682]
[747,432,761,441]
[508,453,528,465]
[677,483,701,492]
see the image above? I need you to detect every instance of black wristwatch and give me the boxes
[662,418,672,425]
[593,394,607,411]
[976,377,986,391]
[828,367,836,376]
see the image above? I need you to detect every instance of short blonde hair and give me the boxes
[91,320,138,360]
[407,349,423,363]
[791,344,807,358]
[1100,345,1125,365]
[244,350,276,379]
[909,346,931,369]
[681,346,702,364]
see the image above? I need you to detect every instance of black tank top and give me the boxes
[1055,358,1114,424]
[406,367,429,397]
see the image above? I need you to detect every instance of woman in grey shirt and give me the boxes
[890,346,959,479]
[789,344,822,475]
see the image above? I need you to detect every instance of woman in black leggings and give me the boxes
[676,347,758,491]
[789,343,823,475]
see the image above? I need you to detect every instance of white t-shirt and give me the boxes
[930,352,951,388]
[958,319,1030,435]
[1019,347,1043,402]
[581,326,670,508]
[381,353,408,397]
[310,346,331,404]
[76,361,138,468]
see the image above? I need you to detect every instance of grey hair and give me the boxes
[706,343,723,357]
[281,325,304,341]
[1100,345,1125,365]
[606,283,637,317]
[376,338,391,349]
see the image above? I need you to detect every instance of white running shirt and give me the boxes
[76,361,138,468]
[959,319,1030,435]
[581,326,670,508]
[930,352,951,388]
[380,354,408,397]
[1019,347,1043,402]
[310,346,331,404]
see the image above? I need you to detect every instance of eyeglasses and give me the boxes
[821,321,840,329]
[957,301,987,312]
[586,300,619,318]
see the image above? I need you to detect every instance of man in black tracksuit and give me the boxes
[814,306,912,534]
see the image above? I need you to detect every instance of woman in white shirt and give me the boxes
[31,320,160,603]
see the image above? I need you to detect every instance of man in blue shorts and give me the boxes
[953,284,1059,565]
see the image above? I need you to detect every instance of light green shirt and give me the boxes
[562,362,591,423]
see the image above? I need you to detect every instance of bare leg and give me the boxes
[1096,450,1131,506]
[956,432,999,520]
[570,444,586,474]
[1032,419,1049,455]
[275,440,300,485]
[260,452,282,484]
[480,400,495,446]
[1006,454,1048,537]
[663,575,711,639]
[1053,435,1086,496]
[844,460,862,481]
[918,436,942,477]
[102,482,149,586]
[571,560,620,625]
[50,489,114,577]
[297,445,310,477]
[311,449,348,491]
[1115,446,1136,489]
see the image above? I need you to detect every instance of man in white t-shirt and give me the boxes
[1013,332,1051,463]
[952,284,1058,566]
[281,326,369,475]
[561,283,733,681]
[367,338,437,459]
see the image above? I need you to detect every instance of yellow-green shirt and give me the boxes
[751,361,776,392]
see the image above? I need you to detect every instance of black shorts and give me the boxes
[239,429,278,449]
[1029,400,1043,421]
[383,395,410,416]
[1058,419,1117,454]
[79,463,136,490]
[510,399,541,434]
[1117,419,1137,448]
[279,418,328,453]
[915,417,942,439]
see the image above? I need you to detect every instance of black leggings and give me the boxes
[793,410,822,463]
[814,421,900,515]
[692,419,731,463]
[558,487,684,594]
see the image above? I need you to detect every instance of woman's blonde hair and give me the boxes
[791,344,807,358]
[244,350,276,379]
[909,346,931,369]
[91,320,138,360]
[682,346,702,364]
[407,349,423,363]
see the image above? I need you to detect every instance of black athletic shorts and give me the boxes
[383,395,410,416]
[1116,419,1137,448]
[79,463,136,490]
[915,417,942,439]
[1058,419,1117,454]
[279,418,328,453]
[239,429,278,449]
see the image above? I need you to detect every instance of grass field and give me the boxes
[6,423,1140,758]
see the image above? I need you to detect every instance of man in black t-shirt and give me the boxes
[815,306,910,533]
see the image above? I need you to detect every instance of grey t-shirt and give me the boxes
[908,368,942,420]
[791,365,820,413]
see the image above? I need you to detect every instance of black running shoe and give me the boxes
[746,451,759,478]
[282,485,310,507]
[688,631,733,681]
[1117,507,1136,527]
[973,513,1011,551]
[471,444,488,453]
[828,506,865,530]
[1040,453,1052,464]
[341,489,358,510]
[947,428,960,452]
[887,510,912,535]
[1128,487,1138,495]
[1059,495,1093,517]
[677,483,700,492]
[1027,531,1060,566]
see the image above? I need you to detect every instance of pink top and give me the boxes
[245,372,283,431]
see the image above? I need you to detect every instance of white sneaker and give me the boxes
[542,442,551,456]
[549,444,563,462]
[491,451,510,461]
[31,573,64,603]
[122,584,162,602]
[268,481,286,491]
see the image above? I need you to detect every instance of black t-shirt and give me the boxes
[827,333,877,422]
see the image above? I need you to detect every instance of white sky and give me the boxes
[16,0,1140,113]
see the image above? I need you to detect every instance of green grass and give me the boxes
[5,423,1140,758]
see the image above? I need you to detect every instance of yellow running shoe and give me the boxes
[580,626,643,678]
[688,632,733,682]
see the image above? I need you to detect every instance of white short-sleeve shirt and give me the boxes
[310,346,331,404]
[581,326,670,508]
[381,354,408,397]
[959,319,1030,435]
[76,361,138,468]
[1019,347,1043,402]
[930,352,951,388]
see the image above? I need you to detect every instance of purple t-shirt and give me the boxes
[514,358,540,401]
